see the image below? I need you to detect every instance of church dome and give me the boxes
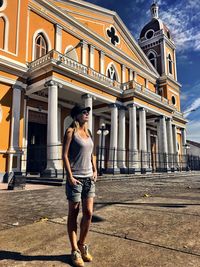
[139,2,172,40]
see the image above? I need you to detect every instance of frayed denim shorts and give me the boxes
[66,177,95,203]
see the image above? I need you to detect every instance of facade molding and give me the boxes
[32,29,52,61]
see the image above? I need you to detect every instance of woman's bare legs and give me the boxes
[67,200,80,251]
[79,197,94,245]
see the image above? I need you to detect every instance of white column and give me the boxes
[128,104,138,169]
[118,106,126,169]
[82,94,93,133]
[108,104,118,169]
[172,124,179,168]
[89,45,95,69]
[98,118,106,169]
[58,105,62,144]
[158,116,168,170]
[173,49,177,81]
[122,64,126,83]
[100,51,105,75]
[129,69,133,81]
[8,85,22,172]
[147,129,151,168]
[55,24,62,53]
[139,107,148,170]
[133,71,137,82]
[81,40,88,65]
[166,118,174,168]
[45,80,62,173]
[181,128,187,154]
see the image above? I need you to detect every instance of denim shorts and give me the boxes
[66,177,95,202]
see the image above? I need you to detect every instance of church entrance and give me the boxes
[26,110,47,174]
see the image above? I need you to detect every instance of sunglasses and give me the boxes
[81,110,89,115]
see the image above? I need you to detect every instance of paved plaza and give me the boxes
[0,173,200,266]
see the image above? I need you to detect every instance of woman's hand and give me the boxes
[68,177,83,186]
[92,170,97,182]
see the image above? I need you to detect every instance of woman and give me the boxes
[63,104,97,267]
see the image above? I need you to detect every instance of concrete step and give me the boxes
[26,177,65,186]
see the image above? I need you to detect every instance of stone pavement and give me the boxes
[0,174,200,266]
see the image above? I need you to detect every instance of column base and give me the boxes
[41,168,63,178]
[141,168,152,174]
[106,167,120,174]
[156,167,170,173]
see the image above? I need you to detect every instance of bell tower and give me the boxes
[138,2,177,81]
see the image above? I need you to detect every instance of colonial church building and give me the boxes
[0,0,187,180]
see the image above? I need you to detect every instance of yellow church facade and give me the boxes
[0,0,187,180]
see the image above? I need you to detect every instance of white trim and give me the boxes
[55,24,62,53]
[100,51,105,75]
[89,44,94,69]
[32,29,52,61]
[0,54,28,71]
[0,0,7,11]
[65,45,78,61]
[26,8,30,61]
[106,62,120,82]
[0,13,9,51]
[16,0,21,56]
[0,75,27,88]
[147,49,157,70]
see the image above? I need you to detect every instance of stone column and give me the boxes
[172,124,179,169]
[98,118,106,169]
[89,45,95,69]
[121,64,126,83]
[108,104,118,171]
[44,80,62,176]
[100,51,105,75]
[118,106,126,171]
[181,127,187,170]
[129,69,133,81]
[157,116,168,171]
[128,104,138,170]
[7,85,22,173]
[139,107,148,171]
[82,94,93,133]
[55,24,62,53]
[147,129,151,169]
[81,40,88,66]
[166,118,174,169]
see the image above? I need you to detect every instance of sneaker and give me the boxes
[78,242,93,262]
[71,250,84,267]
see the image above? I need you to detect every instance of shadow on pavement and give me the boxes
[0,250,73,266]
[95,201,200,209]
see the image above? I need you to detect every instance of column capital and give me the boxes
[138,107,148,112]
[81,93,96,100]
[166,117,173,122]
[89,44,95,50]
[45,80,62,89]
[12,84,23,91]
[127,103,137,109]
[99,50,105,56]
[80,40,88,46]
[108,103,119,109]
[121,64,125,70]
[55,23,63,30]
[118,105,127,111]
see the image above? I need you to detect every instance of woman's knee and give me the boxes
[83,208,93,220]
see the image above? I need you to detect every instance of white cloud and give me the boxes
[187,120,200,142]
[183,98,200,118]
[159,1,200,52]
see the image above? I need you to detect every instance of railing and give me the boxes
[5,144,199,178]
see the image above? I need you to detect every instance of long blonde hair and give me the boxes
[71,120,90,137]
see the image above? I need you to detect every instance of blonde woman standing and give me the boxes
[63,104,97,267]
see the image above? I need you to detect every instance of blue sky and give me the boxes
[86,0,200,142]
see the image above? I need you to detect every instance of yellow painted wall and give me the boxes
[28,10,55,61]
[94,48,100,72]
[136,75,145,87]
[104,55,121,82]
[167,89,180,110]
[148,81,156,92]
[62,31,81,62]
[0,83,12,173]
[0,0,28,62]
[0,17,5,49]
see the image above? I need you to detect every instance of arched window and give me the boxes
[107,64,118,81]
[65,45,78,61]
[148,51,157,69]
[168,54,173,74]
[0,16,5,49]
[35,34,48,59]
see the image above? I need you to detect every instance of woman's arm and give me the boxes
[63,128,82,186]
[91,154,97,182]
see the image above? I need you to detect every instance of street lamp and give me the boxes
[97,123,109,176]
